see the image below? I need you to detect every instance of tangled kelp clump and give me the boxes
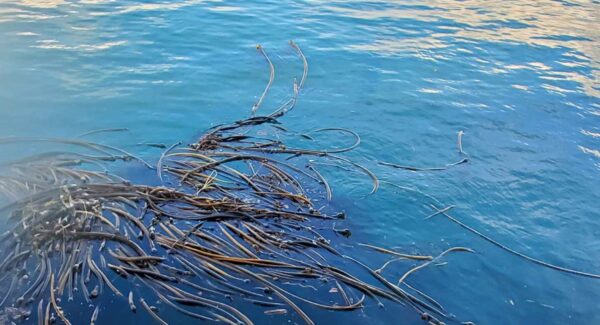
[0,42,472,325]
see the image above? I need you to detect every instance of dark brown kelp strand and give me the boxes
[428,204,600,279]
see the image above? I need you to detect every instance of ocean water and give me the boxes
[0,0,599,324]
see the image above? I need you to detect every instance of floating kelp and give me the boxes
[0,42,476,325]
[0,42,536,324]
[2,41,597,325]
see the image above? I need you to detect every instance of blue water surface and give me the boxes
[0,1,599,324]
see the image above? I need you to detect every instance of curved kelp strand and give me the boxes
[251,45,275,116]
[428,204,600,279]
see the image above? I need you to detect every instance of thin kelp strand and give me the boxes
[252,45,275,116]
[429,204,600,279]
[158,141,182,184]
[289,40,308,89]
[397,247,474,286]
[140,298,168,325]
[0,137,154,169]
[378,158,468,172]
[75,128,129,139]
[457,130,466,155]
[424,205,454,220]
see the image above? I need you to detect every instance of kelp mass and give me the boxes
[1,42,594,325]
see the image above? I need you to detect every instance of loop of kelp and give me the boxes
[0,42,475,325]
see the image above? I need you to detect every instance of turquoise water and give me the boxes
[0,0,599,324]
